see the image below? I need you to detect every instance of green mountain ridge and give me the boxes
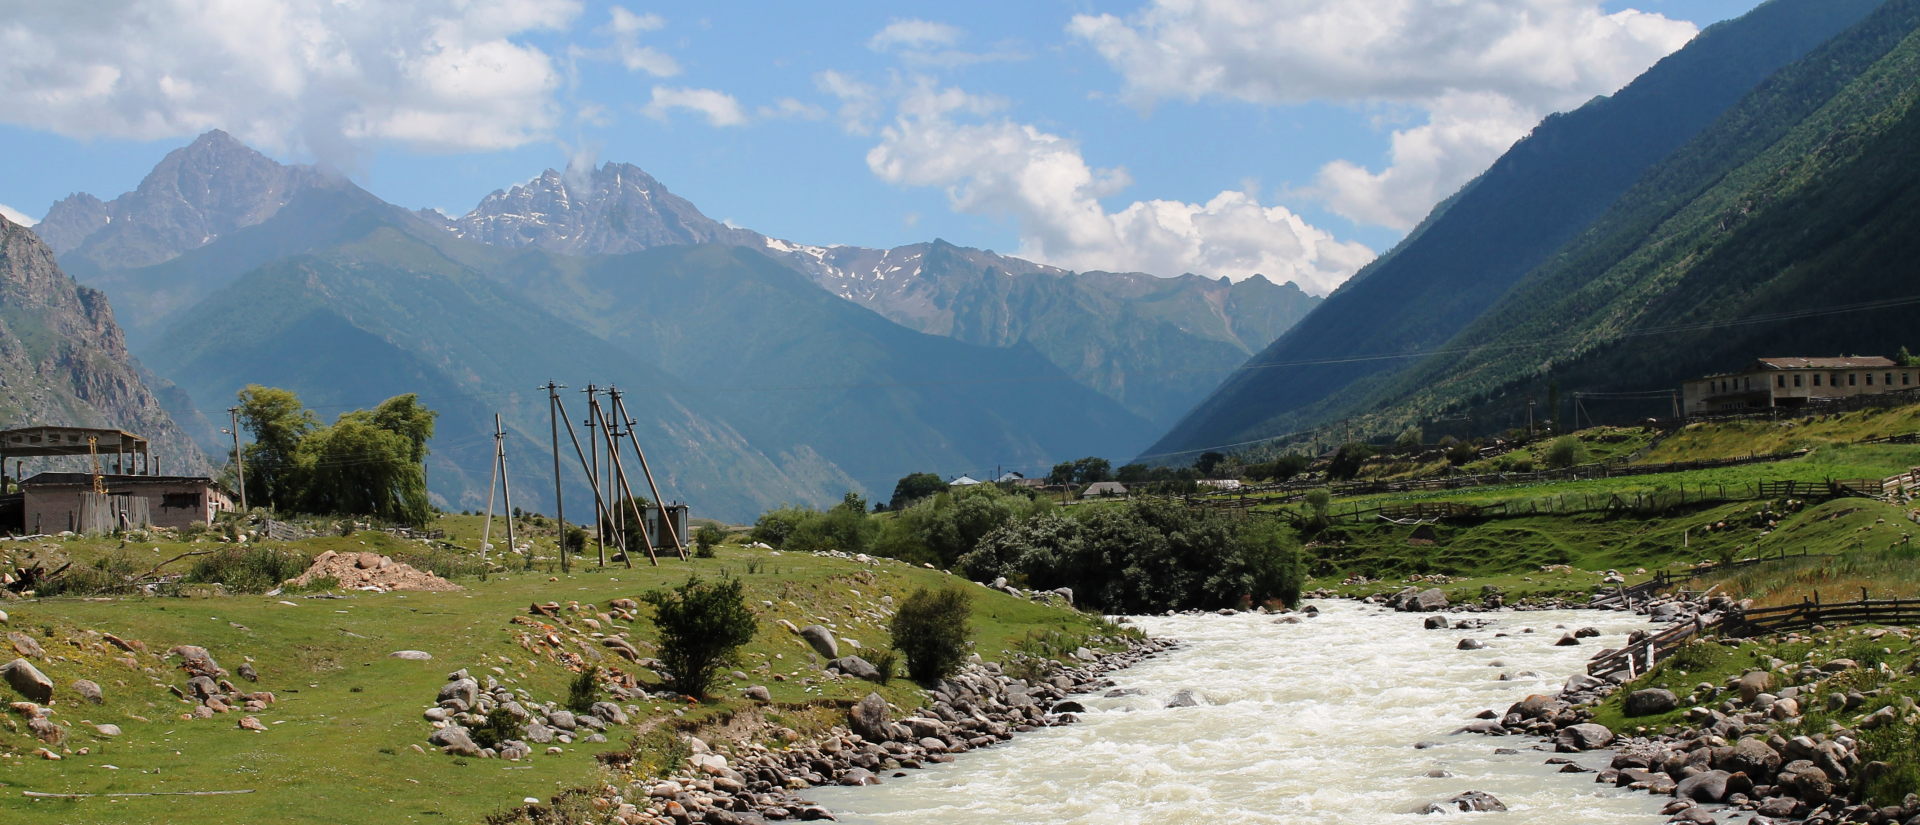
[1339,0,1920,435]
[1146,0,1887,459]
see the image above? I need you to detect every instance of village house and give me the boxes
[1082,481,1129,498]
[1681,356,1915,416]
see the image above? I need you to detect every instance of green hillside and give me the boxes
[1348,0,1920,435]
[1144,0,1887,460]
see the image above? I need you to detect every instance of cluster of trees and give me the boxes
[235,386,438,525]
[1046,456,1112,485]
[753,485,1050,568]
[956,498,1304,613]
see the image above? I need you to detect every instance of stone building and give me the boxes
[1681,356,1915,416]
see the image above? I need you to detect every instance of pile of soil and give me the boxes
[285,550,461,593]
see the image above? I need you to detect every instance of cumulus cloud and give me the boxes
[642,86,749,127]
[0,0,582,160]
[1071,0,1697,229]
[601,5,680,76]
[866,83,1372,292]
[0,203,38,226]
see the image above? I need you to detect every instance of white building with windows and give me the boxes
[1681,356,1914,415]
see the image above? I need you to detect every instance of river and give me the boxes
[807,600,1671,824]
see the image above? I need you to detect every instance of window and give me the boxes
[1850,373,1858,386]
[1794,374,1803,387]
[1886,373,1893,386]
[1905,372,1912,386]
[1814,374,1822,387]
[1866,373,1874,386]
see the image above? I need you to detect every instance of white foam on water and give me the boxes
[806,600,1671,824]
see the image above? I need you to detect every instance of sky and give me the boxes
[0,0,1766,296]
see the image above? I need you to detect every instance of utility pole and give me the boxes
[599,388,643,566]
[227,407,248,512]
[590,391,628,565]
[554,390,617,567]
[583,385,605,566]
[545,382,569,574]
[500,419,516,558]
[609,389,686,560]
[483,414,502,560]
[1527,399,1536,437]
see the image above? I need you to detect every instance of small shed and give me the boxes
[949,475,982,487]
[1082,481,1129,498]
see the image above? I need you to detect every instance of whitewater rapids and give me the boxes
[807,600,1670,824]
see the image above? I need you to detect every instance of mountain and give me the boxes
[1327,0,1920,435]
[39,130,326,275]
[476,242,1158,488]
[450,163,761,254]
[141,220,858,521]
[0,216,205,474]
[1146,0,1887,459]
[443,165,1319,427]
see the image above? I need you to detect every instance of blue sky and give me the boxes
[0,0,1764,294]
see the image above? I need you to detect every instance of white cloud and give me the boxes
[0,203,38,226]
[758,97,828,121]
[642,86,749,127]
[1070,0,1697,229]
[868,19,963,52]
[602,5,680,76]
[816,70,883,135]
[0,0,582,160]
[865,83,1372,293]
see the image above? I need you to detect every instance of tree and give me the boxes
[1046,461,1076,486]
[237,385,318,511]
[1900,346,1920,367]
[693,524,724,558]
[642,576,757,700]
[784,493,878,554]
[1073,457,1113,484]
[600,495,652,545]
[750,506,813,548]
[1326,442,1374,481]
[1194,451,1226,476]
[1394,426,1424,454]
[1445,439,1480,466]
[234,387,437,525]
[1544,435,1587,469]
[889,472,946,510]
[890,587,972,684]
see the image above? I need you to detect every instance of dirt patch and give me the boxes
[285,550,461,592]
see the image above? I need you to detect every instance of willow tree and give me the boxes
[234,388,438,526]
[237,385,319,511]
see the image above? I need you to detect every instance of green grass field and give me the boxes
[0,532,1114,825]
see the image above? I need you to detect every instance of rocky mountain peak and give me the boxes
[450,161,759,256]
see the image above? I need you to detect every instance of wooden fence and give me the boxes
[1587,612,1720,680]
[1587,590,1920,679]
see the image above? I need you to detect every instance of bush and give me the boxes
[1445,440,1480,466]
[1394,426,1423,453]
[35,552,142,597]
[1327,442,1374,480]
[871,650,898,686]
[749,506,813,549]
[566,667,599,713]
[1544,435,1587,469]
[470,707,524,750]
[185,547,314,593]
[642,576,757,700]
[693,524,724,558]
[891,587,972,684]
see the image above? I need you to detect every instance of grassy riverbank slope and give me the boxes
[0,521,1119,825]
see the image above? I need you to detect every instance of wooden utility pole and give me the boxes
[595,391,641,567]
[483,414,503,560]
[588,391,627,564]
[499,420,516,556]
[609,389,685,560]
[227,407,248,512]
[553,391,616,567]
[583,385,605,566]
[544,382,569,574]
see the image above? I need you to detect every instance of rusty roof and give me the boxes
[0,426,149,457]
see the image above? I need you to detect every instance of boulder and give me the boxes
[1721,737,1781,778]
[389,650,434,660]
[743,685,772,702]
[1421,791,1507,814]
[1457,639,1487,650]
[1407,589,1449,612]
[1735,671,1773,704]
[91,723,122,738]
[428,726,482,756]
[8,631,45,658]
[849,692,890,741]
[799,625,839,659]
[70,678,104,704]
[827,655,882,681]
[1554,723,1615,752]
[1423,616,1449,630]
[589,701,627,725]
[1164,689,1199,708]
[1623,688,1678,717]
[1554,634,1580,647]
[1,658,53,703]
[437,677,479,708]
[1675,769,1731,802]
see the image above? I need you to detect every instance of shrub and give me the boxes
[870,650,898,686]
[185,547,314,593]
[563,525,587,554]
[642,576,757,700]
[1544,435,1587,469]
[1445,440,1480,466]
[890,587,972,684]
[35,552,142,597]
[1394,426,1423,453]
[693,524,724,558]
[1327,442,1373,480]
[470,707,524,750]
[566,667,599,713]
[749,506,814,549]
